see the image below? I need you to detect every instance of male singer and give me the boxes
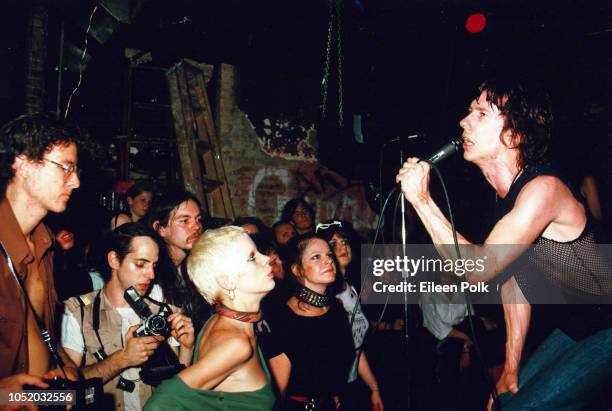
[396,79,612,410]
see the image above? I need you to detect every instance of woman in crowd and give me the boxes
[234,216,274,239]
[317,220,384,411]
[144,226,276,411]
[251,234,289,314]
[46,214,93,301]
[110,181,154,230]
[281,198,315,235]
[272,220,297,245]
[260,233,356,410]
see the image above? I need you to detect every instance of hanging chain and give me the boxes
[321,0,334,120]
[320,0,344,128]
[335,0,343,128]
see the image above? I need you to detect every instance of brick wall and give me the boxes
[25,0,48,114]
[215,64,377,232]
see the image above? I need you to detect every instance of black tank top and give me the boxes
[495,165,612,339]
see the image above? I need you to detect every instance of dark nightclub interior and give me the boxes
[1,0,611,410]
[1,0,611,236]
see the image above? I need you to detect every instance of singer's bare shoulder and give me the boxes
[515,175,585,239]
[489,175,585,245]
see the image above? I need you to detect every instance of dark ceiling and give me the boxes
[0,0,610,235]
[111,0,612,140]
[4,0,608,142]
[3,1,612,191]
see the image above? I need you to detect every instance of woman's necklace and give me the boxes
[215,303,262,323]
[295,286,331,308]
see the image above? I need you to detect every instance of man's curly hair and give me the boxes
[0,113,82,194]
[478,79,553,169]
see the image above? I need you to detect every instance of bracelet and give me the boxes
[371,388,380,392]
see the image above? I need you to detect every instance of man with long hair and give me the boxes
[397,79,612,409]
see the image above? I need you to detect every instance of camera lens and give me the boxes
[149,316,167,333]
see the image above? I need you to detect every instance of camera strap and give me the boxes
[143,293,171,313]
[91,290,108,361]
[89,290,138,391]
[0,239,66,375]
[90,288,163,361]
[73,291,107,364]
[76,296,88,368]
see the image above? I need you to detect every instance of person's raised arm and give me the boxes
[397,161,571,283]
[396,158,472,247]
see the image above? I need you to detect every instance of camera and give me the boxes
[24,376,104,410]
[124,287,171,338]
[122,286,185,386]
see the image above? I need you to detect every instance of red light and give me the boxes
[465,13,487,33]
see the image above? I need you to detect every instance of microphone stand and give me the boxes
[399,149,412,410]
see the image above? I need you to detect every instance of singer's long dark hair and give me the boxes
[479,79,553,169]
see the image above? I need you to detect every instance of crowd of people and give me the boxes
[0,77,610,411]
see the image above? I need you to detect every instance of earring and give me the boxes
[227,289,235,301]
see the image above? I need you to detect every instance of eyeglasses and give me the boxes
[43,158,79,177]
[315,221,342,233]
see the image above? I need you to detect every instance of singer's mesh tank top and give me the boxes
[495,165,612,338]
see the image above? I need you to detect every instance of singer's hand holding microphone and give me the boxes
[396,139,461,204]
[396,158,431,205]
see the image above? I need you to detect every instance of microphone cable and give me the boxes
[350,143,501,410]
[344,184,400,404]
[420,159,501,410]
[357,155,500,410]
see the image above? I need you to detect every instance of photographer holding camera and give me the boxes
[60,224,195,411]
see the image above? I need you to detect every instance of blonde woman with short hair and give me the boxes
[145,226,276,411]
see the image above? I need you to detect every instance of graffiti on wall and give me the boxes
[243,162,377,231]
[246,166,293,221]
[296,163,375,228]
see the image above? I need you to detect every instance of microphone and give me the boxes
[423,138,461,164]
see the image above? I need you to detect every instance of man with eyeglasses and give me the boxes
[0,113,83,401]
